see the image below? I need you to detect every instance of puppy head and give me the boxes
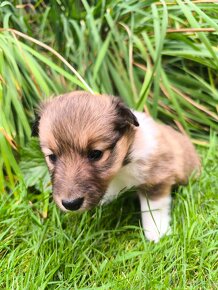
[36,91,139,212]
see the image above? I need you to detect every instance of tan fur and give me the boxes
[38,91,200,212]
[138,123,201,200]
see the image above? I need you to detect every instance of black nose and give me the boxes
[62,197,84,211]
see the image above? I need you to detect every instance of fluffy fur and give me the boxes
[36,91,200,242]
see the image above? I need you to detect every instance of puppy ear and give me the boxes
[113,98,139,132]
[31,114,40,137]
[31,100,49,137]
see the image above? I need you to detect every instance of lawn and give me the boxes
[0,139,217,289]
[0,1,218,289]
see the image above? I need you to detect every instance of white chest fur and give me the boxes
[100,112,158,205]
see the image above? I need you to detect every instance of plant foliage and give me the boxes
[0,1,217,188]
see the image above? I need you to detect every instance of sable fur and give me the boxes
[138,123,201,200]
[37,91,201,242]
[38,91,137,210]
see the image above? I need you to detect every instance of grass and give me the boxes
[0,137,217,289]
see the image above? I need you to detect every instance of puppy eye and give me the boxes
[48,154,57,163]
[87,150,103,161]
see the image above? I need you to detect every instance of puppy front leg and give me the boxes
[139,185,172,243]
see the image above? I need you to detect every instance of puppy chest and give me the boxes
[101,163,145,204]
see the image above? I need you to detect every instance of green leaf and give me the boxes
[19,138,51,191]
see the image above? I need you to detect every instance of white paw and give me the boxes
[144,225,171,243]
[144,228,161,243]
[139,195,172,243]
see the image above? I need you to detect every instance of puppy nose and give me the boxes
[62,197,84,211]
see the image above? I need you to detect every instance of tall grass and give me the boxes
[34,0,218,137]
[0,32,59,189]
[0,1,217,186]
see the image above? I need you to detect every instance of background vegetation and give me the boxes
[0,1,217,289]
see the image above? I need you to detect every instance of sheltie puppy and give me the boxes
[33,91,200,242]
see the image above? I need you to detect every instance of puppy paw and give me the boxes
[144,229,161,243]
[144,225,171,243]
[139,195,172,243]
